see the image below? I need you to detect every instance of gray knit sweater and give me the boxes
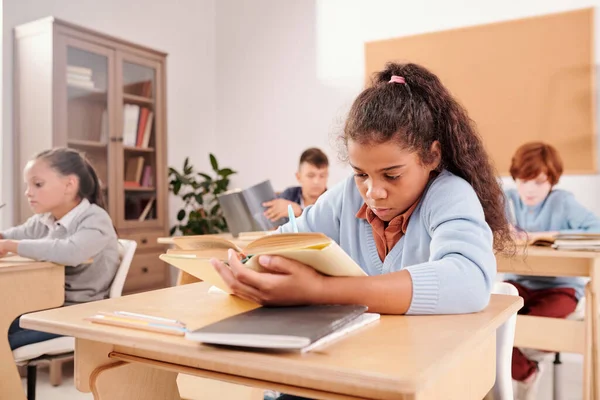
[1,199,119,305]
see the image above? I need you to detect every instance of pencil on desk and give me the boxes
[87,314,187,336]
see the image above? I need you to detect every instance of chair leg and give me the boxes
[26,364,37,400]
[49,358,63,386]
[553,353,562,400]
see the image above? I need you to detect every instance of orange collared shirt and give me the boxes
[356,200,420,262]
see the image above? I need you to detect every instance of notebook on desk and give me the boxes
[185,304,379,352]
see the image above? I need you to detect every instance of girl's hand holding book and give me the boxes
[210,249,325,306]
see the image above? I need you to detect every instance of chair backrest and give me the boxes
[492,281,519,400]
[109,239,137,298]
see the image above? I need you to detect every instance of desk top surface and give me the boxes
[0,256,57,273]
[22,283,522,395]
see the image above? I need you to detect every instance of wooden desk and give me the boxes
[497,247,600,400]
[0,258,64,400]
[21,283,522,400]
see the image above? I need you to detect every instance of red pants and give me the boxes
[507,281,578,381]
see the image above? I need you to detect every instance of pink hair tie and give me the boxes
[389,75,406,84]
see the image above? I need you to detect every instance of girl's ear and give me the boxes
[64,174,79,196]
[429,141,442,171]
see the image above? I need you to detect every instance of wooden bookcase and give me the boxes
[14,17,170,294]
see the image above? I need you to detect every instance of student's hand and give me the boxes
[262,199,302,221]
[0,240,18,256]
[210,249,325,306]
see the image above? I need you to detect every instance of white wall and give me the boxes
[2,0,217,229]
[215,0,600,214]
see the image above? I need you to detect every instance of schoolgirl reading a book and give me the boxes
[504,142,600,396]
[211,62,512,318]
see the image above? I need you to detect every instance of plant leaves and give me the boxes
[177,209,186,221]
[173,181,182,195]
[219,168,236,177]
[210,153,219,171]
[198,172,213,181]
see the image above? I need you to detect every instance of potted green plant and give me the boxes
[168,154,236,235]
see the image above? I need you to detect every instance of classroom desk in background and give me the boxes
[21,282,522,400]
[497,247,600,400]
[0,257,64,400]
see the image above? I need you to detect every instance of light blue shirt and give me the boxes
[279,170,496,315]
[504,188,600,298]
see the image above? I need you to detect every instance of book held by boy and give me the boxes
[217,180,285,236]
[159,232,367,294]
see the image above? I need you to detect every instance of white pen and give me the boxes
[113,311,185,326]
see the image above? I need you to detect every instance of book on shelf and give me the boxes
[67,65,93,76]
[124,181,141,188]
[125,156,145,184]
[125,80,152,98]
[138,196,156,221]
[140,111,154,148]
[185,304,379,352]
[136,108,150,147]
[216,180,285,236]
[159,232,367,294]
[67,65,95,89]
[122,104,140,146]
[140,166,153,187]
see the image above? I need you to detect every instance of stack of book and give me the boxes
[529,233,600,251]
[67,65,95,89]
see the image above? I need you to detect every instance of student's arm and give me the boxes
[0,216,43,240]
[561,193,600,233]
[10,214,115,265]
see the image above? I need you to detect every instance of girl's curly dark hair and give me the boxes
[342,62,513,254]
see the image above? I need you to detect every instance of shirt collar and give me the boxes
[40,199,91,230]
[355,199,420,234]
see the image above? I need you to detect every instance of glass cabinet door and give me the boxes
[117,53,164,229]
[61,38,115,215]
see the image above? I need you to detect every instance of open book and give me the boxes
[525,232,600,250]
[159,232,367,293]
[185,304,379,351]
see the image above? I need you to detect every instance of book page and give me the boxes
[244,232,331,253]
[172,235,243,252]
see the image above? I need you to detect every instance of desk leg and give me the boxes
[584,283,593,400]
[90,361,181,400]
[591,261,600,400]
[75,340,181,400]
[0,266,64,400]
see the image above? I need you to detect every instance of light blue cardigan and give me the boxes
[279,170,496,314]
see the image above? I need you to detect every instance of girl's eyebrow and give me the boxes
[349,163,405,172]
